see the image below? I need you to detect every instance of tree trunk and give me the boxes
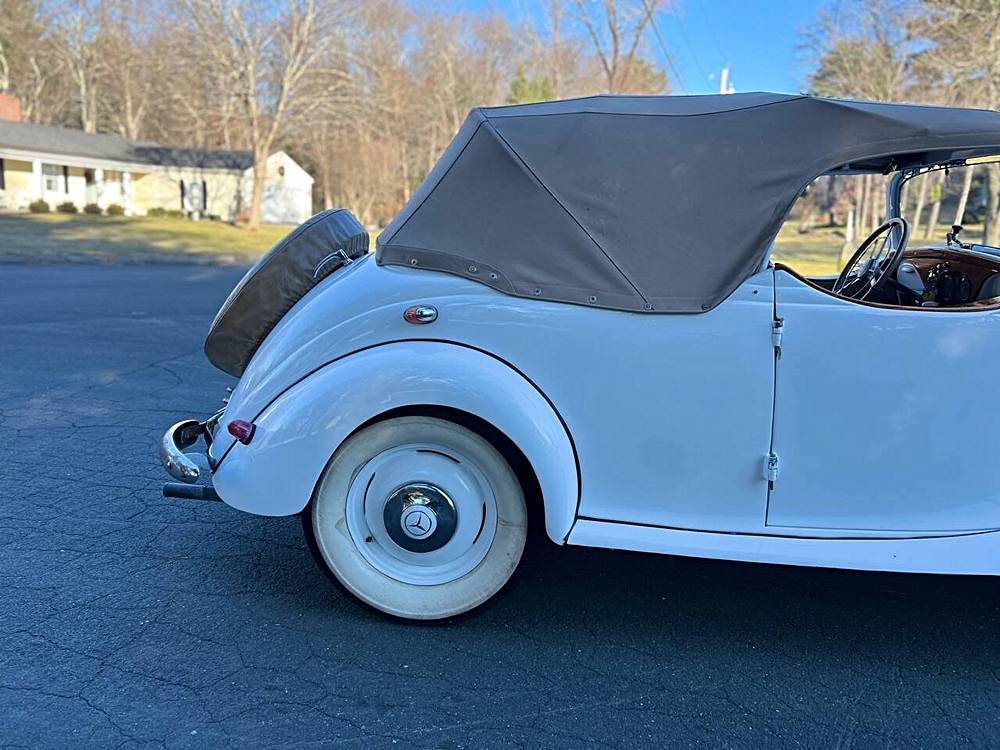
[856,175,870,241]
[953,166,975,228]
[841,207,856,266]
[911,175,929,236]
[799,207,816,234]
[868,176,881,233]
[400,152,411,204]
[924,171,946,241]
[247,150,268,230]
[985,164,1000,246]
[322,171,334,210]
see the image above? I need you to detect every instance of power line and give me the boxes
[640,0,689,94]
[672,8,712,86]
[694,0,729,66]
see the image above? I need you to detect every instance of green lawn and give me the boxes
[772,222,985,276]
[0,212,295,264]
[0,211,983,272]
[772,225,845,276]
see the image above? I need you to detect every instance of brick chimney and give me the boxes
[0,91,22,122]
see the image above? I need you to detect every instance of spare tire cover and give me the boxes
[204,209,369,377]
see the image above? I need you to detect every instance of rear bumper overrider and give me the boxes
[159,410,224,502]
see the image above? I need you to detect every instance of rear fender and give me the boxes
[212,341,579,542]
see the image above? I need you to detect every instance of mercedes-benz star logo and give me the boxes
[408,511,428,532]
[400,506,436,539]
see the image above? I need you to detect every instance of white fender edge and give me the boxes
[213,341,579,542]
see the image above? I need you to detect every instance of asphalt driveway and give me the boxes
[2,265,999,749]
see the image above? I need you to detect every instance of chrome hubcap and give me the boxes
[384,483,456,552]
[345,443,498,586]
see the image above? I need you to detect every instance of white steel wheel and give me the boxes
[309,416,528,620]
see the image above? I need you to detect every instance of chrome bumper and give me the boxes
[160,419,208,483]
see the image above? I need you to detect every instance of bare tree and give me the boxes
[923,170,946,240]
[52,0,106,132]
[99,0,164,139]
[804,0,921,250]
[917,1,1000,243]
[953,166,975,227]
[572,0,668,93]
[180,0,350,229]
[910,174,929,235]
[0,0,680,228]
[292,0,415,226]
[544,0,570,97]
[804,0,919,101]
[521,0,599,98]
[0,0,69,123]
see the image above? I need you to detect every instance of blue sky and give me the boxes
[656,0,826,94]
[468,0,828,95]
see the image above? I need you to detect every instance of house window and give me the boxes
[42,163,63,193]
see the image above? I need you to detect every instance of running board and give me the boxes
[567,518,1000,575]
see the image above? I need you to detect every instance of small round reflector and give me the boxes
[227,419,255,444]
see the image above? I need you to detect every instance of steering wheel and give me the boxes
[833,218,910,300]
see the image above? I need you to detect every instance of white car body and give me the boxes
[205,254,1000,575]
[160,94,1000,618]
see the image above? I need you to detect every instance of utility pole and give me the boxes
[719,65,735,94]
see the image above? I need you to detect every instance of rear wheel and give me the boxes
[306,416,528,620]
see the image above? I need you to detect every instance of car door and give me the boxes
[769,269,1000,534]
[542,269,777,534]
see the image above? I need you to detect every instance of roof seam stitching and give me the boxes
[482,91,795,112]
[485,95,810,120]
[379,113,486,248]
[481,116,650,305]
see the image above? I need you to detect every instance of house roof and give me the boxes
[0,120,253,171]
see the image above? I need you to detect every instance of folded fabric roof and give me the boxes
[377,92,1000,313]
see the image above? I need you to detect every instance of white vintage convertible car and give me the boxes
[162,93,1000,620]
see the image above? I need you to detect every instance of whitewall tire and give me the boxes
[307,416,528,620]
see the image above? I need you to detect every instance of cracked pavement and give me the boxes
[2,264,1000,749]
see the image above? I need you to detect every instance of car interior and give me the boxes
[775,161,1000,310]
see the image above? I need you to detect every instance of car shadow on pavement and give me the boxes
[223,510,1000,656]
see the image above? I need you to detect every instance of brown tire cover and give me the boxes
[204,209,368,377]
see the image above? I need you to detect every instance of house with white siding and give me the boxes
[0,92,313,224]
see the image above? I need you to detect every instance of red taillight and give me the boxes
[227,419,255,444]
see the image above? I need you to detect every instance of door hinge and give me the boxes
[771,317,784,358]
[764,452,779,483]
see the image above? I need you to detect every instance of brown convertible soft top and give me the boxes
[376,93,1000,313]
